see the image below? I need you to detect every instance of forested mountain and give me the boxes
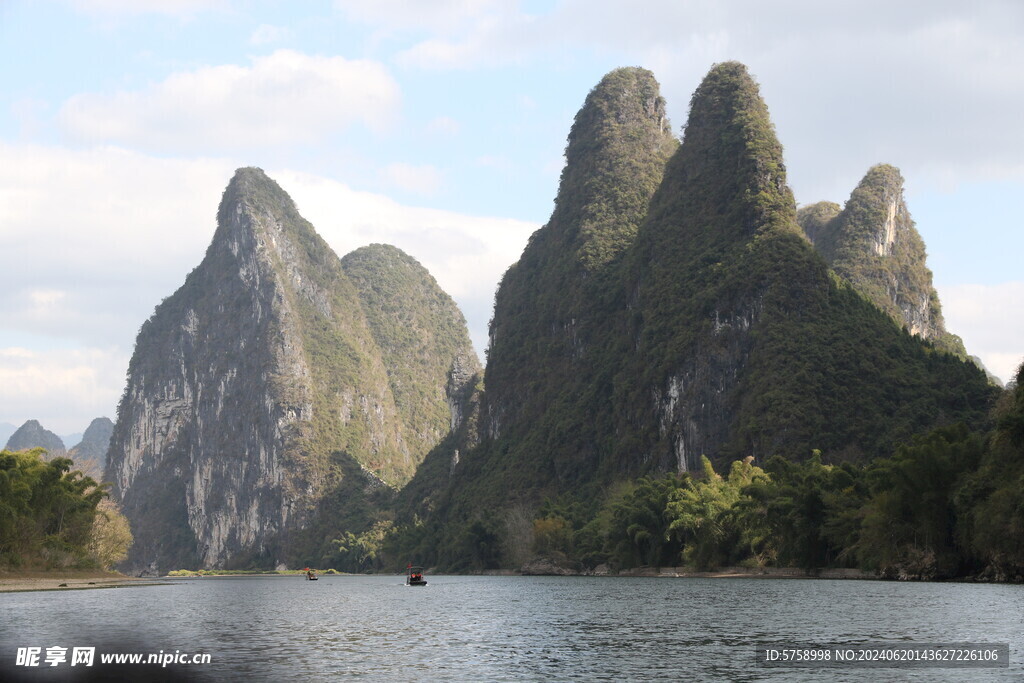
[797,164,966,357]
[395,62,997,571]
[482,66,678,482]
[105,168,477,573]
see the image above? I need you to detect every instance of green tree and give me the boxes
[743,453,866,570]
[667,456,770,570]
[452,518,503,571]
[332,520,395,573]
[607,474,688,568]
[856,425,982,578]
[0,449,107,569]
[958,363,1024,578]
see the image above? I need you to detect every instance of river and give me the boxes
[2,575,1021,681]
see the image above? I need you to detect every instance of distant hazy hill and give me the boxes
[67,417,114,477]
[4,419,66,456]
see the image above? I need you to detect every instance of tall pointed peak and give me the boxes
[550,66,678,269]
[811,163,965,355]
[827,162,910,263]
[565,67,671,155]
[217,166,298,225]
[206,166,334,277]
[642,61,795,258]
[832,164,907,261]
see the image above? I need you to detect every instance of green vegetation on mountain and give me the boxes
[514,361,1023,580]
[796,201,840,246]
[100,64,1008,581]
[484,66,677,443]
[389,61,998,575]
[0,448,130,570]
[341,244,481,457]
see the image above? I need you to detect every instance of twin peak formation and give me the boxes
[96,61,996,573]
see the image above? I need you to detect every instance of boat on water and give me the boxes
[305,568,318,581]
[406,565,427,586]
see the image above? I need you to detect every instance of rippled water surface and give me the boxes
[2,575,1022,681]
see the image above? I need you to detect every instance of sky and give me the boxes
[1,0,1022,435]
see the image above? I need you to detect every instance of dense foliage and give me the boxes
[341,244,481,462]
[398,364,1020,580]
[0,449,130,570]
[480,67,678,490]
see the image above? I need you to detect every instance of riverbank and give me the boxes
[623,566,877,579]
[518,558,878,579]
[0,570,151,593]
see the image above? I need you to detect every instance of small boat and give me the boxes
[305,568,318,581]
[406,565,427,586]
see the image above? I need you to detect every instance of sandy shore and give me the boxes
[0,570,153,593]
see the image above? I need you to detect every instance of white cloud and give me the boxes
[573,0,1024,200]
[381,162,444,196]
[335,0,506,35]
[0,142,234,345]
[0,346,129,436]
[393,13,541,70]
[58,50,401,153]
[426,116,461,136]
[66,0,226,15]
[937,281,1024,385]
[249,24,292,46]
[0,144,536,428]
[337,0,539,70]
[349,0,1024,197]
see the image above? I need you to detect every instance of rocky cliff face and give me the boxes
[798,165,966,357]
[68,416,113,476]
[4,420,65,456]
[106,168,478,572]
